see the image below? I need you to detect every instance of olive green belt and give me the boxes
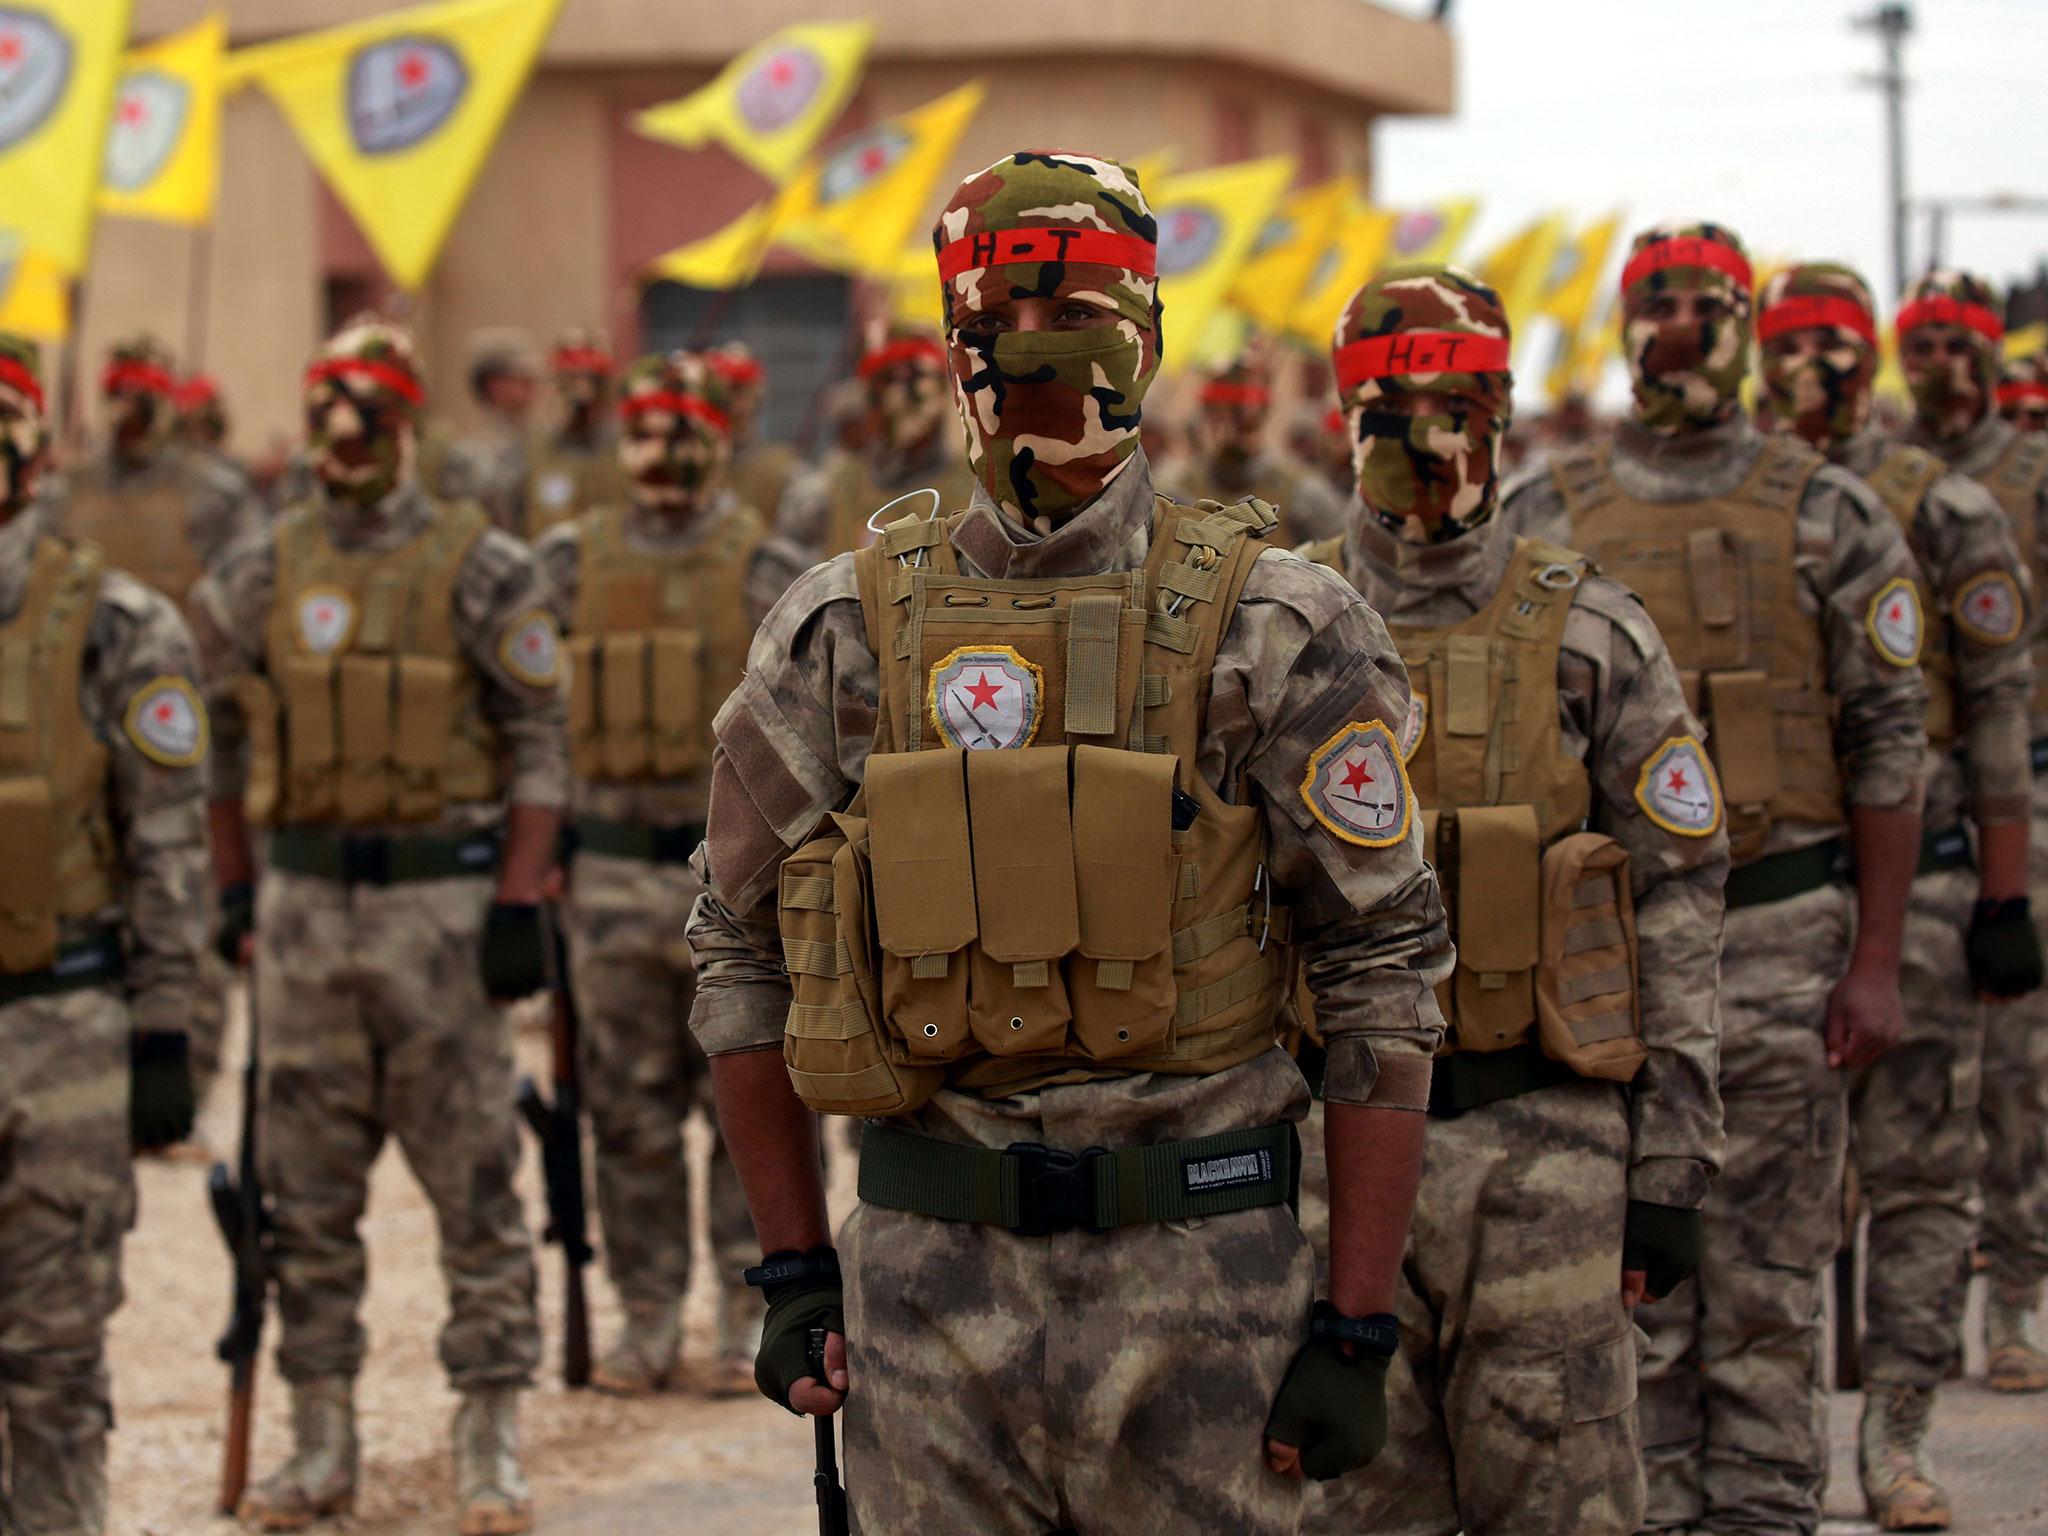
[1427,1042,1576,1119]
[857,1120,1297,1236]
[1724,839,1847,911]
[573,817,703,865]
[0,929,124,1006]
[268,827,500,885]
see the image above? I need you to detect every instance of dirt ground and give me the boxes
[99,996,2048,1535]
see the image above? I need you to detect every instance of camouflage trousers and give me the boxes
[1300,1083,1643,1536]
[1851,865,1982,1389]
[1978,775,2048,1312]
[838,1049,1314,1535]
[0,988,133,1536]
[565,852,755,1343]
[254,870,539,1389]
[1638,881,1850,1536]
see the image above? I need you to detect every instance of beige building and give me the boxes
[97,0,1454,454]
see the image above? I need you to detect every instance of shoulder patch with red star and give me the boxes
[1951,569,2024,647]
[1301,720,1413,848]
[1635,734,1723,838]
[1865,576,1923,667]
[498,610,562,688]
[124,676,208,768]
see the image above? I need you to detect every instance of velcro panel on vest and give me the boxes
[1536,832,1645,1083]
[1445,637,1491,737]
[337,655,393,823]
[1450,804,1540,1054]
[967,747,1077,1056]
[232,675,282,827]
[1064,593,1122,738]
[1705,670,1780,864]
[868,751,976,1058]
[599,633,650,779]
[565,635,598,778]
[651,629,705,777]
[1069,745,1177,1057]
[393,656,455,821]
[0,777,58,973]
[280,653,338,820]
[1686,529,1747,673]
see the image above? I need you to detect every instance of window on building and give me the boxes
[640,273,854,447]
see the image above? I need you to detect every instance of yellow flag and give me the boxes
[773,81,985,279]
[1228,178,1355,334]
[0,0,134,275]
[888,244,942,330]
[0,234,71,338]
[1384,197,1479,267]
[100,13,223,227]
[1285,201,1398,347]
[226,0,563,291]
[2004,321,2045,361]
[1477,213,1568,343]
[646,198,782,291]
[633,21,871,185]
[1551,294,1619,404]
[1149,156,1295,372]
[1537,214,1620,333]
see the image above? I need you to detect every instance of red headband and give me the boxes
[304,357,425,407]
[936,227,1157,283]
[1199,382,1270,407]
[1757,294,1876,346]
[1896,296,2004,344]
[0,356,44,413]
[619,390,730,436]
[708,353,765,385]
[1998,381,2048,408]
[857,337,946,380]
[1333,331,1512,392]
[1621,236,1754,295]
[551,347,614,375]
[101,360,175,397]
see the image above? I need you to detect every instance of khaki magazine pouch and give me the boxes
[869,750,976,1058]
[0,777,57,973]
[1446,804,1541,1053]
[1536,833,1644,1081]
[1702,670,1779,864]
[965,748,1078,1055]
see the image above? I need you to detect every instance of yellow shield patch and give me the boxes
[1301,720,1414,849]
[498,610,562,687]
[1952,569,2024,647]
[1634,734,1723,838]
[124,675,208,768]
[1865,576,1923,667]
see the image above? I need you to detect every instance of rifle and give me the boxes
[517,904,593,1387]
[1833,1164,1862,1390]
[208,1008,270,1515]
[808,1328,849,1536]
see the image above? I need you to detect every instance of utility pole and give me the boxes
[1855,4,1913,297]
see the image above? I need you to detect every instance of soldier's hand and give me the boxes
[130,1031,196,1151]
[1967,897,2044,1000]
[752,1249,846,1415]
[479,901,547,1000]
[1622,1199,1704,1303]
[788,1330,849,1417]
[214,881,255,968]
[1262,1309,1391,1481]
[1825,964,1903,1070]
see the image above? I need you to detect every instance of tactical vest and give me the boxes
[777,498,1292,1116]
[241,500,500,827]
[0,537,117,973]
[821,451,976,558]
[1975,431,2048,719]
[1552,436,1843,865]
[1864,444,1957,746]
[526,438,625,543]
[1304,534,1644,1082]
[730,441,800,530]
[61,461,204,609]
[565,504,766,786]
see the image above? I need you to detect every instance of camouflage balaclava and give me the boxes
[709,341,767,442]
[1620,222,1754,435]
[935,149,1160,526]
[1194,354,1272,469]
[173,374,228,447]
[0,333,47,519]
[1756,263,1879,450]
[856,322,950,466]
[1999,351,2048,434]
[303,316,424,508]
[617,350,733,516]
[1331,264,1512,543]
[103,332,177,453]
[1898,269,2004,441]
[548,327,614,428]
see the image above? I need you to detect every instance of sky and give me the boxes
[1371,0,2047,401]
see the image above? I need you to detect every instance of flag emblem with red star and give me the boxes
[124,676,208,767]
[1301,720,1412,848]
[296,587,356,656]
[1952,569,2023,647]
[1865,576,1923,667]
[1635,734,1722,838]
[0,11,67,153]
[928,645,1042,751]
[736,45,824,132]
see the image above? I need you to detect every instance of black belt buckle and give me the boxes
[339,835,391,885]
[1005,1142,1108,1236]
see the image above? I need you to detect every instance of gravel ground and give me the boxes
[98,995,2048,1534]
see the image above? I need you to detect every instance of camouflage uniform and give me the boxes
[0,470,214,1530]
[1170,357,1348,547]
[435,331,542,538]
[688,152,1452,1534]
[1502,228,1928,1536]
[525,330,627,543]
[710,341,807,525]
[1998,351,2048,435]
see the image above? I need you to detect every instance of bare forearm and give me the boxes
[1978,819,2030,903]
[1324,1101,1425,1316]
[709,1045,832,1254]
[496,803,559,904]
[1849,805,1920,967]
[210,798,255,887]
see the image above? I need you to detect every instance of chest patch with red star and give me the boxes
[296,587,355,656]
[498,610,562,687]
[1301,720,1413,848]
[1635,734,1723,838]
[1951,569,2024,647]
[1866,577,1924,667]
[928,645,1042,751]
[124,676,208,768]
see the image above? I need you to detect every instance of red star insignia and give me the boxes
[1888,602,1904,623]
[857,145,887,176]
[154,702,174,723]
[397,51,429,88]
[522,631,541,652]
[119,95,146,126]
[768,56,794,85]
[964,671,1003,711]
[315,605,333,624]
[1977,592,1997,611]
[1340,757,1374,793]
[0,35,22,66]
[1668,767,1688,793]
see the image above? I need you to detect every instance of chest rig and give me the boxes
[0,537,115,973]
[1864,444,1957,745]
[566,503,765,787]
[1977,431,2048,722]
[777,497,1293,1117]
[62,460,204,609]
[242,500,498,827]
[525,439,625,543]
[1552,436,1840,865]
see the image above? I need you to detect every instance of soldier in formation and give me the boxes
[1166,351,1348,546]
[194,317,564,1536]
[523,328,627,543]
[1297,265,1727,1536]
[1502,221,1929,1536]
[1999,351,2048,434]
[713,340,804,524]
[172,371,261,505]
[434,328,541,537]
[534,350,807,1397]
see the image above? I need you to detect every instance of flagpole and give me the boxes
[57,278,89,458]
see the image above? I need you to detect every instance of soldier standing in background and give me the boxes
[1998,351,2048,435]
[773,321,974,558]
[1297,267,1727,1536]
[712,341,803,526]
[435,328,541,537]
[1894,269,2048,1397]
[1502,222,1928,1536]
[0,333,214,1536]
[195,318,562,1536]
[523,329,625,543]
[173,372,260,506]
[534,352,807,1398]
[1168,352,1347,546]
